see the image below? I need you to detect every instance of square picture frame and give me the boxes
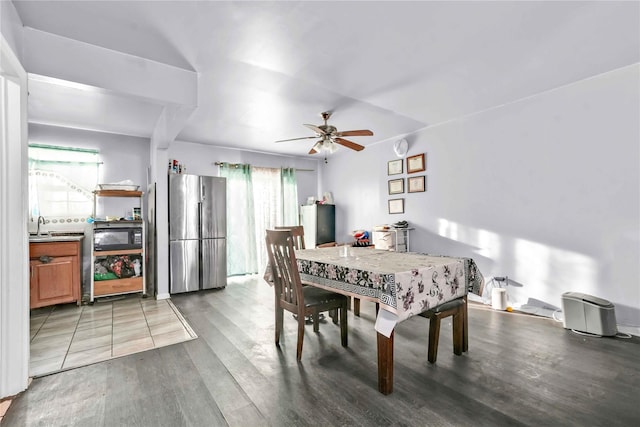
[388,178,404,195]
[408,175,426,193]
[388,198,405,214]
[407,153,426,174]
[388,159,403,175]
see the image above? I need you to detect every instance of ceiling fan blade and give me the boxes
[334,137,365,151]
[275,136,318,143]
[308,141,322,154]
[304,124,326,135]
[335,129,374,137]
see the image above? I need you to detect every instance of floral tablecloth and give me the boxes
[295,247,483,326]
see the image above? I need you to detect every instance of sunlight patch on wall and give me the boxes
[438,218,501,259]
[436,217,599,307]
[513,238,598,300]
[438,218,458,241]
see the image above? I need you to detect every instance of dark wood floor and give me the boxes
[5,275,640,426]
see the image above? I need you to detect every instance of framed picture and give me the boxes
[388,178,404,195]
[388,159,403,175]
[407,153,425,174]
[388,198,404,214]
[408,175,426,193]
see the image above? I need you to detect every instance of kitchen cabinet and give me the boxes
[90,190,145,302]
[29,240,82,309]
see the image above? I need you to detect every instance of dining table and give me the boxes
[292,246,484,395]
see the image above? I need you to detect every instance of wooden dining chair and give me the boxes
[274,225,305,250]
[418,297,466,363]
[275,225,321,322]
[265,229,348,361]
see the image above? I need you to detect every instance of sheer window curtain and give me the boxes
[218,163,258,276]
[218,164,300,277]
[281,168,299,227]
[252,167,283,275]
[28,144,99,232]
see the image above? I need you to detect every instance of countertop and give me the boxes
[29,234,84,243]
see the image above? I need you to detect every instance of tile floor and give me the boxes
[29,295,197,377]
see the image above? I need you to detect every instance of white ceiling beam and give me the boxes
[22,27,197,108]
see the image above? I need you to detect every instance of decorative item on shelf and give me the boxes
[351,230,371,247]
[168,159,186,174]
[98,181,139,191]
[407,153,426,174]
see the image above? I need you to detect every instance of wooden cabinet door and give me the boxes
[30,257,76,309]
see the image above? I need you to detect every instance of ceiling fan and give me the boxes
[276,111,374,154]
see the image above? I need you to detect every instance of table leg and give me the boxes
[377,331,394,395]
[463,295,468,352]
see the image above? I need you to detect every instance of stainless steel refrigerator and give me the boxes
[169,174,227,293]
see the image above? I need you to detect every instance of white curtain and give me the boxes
[252,167,283,275]
[219,163,300,277]
[218,163,258,276]
[28,144,99,232]
[281,167,299,227]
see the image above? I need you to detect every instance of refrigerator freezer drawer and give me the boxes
[201,238,227,289]
[170,240,200,294]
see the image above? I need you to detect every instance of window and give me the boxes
[218,163,299,276]
[28,144,100,231]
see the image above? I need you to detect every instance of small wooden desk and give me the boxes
[295,247,483,394]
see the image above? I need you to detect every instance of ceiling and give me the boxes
[11,1,639,157]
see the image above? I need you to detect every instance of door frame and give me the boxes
[0,34,30,398]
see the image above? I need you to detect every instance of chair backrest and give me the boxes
[265,229,304,315]
[274,225,305,250]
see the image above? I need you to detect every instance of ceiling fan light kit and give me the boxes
[276,111,373,155]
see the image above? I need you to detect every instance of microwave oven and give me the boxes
[94,227,143,251]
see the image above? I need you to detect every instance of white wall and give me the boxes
[0,1,23,62]
[168,140,319,208]
[323,65,640,331]
[29,123,150,185]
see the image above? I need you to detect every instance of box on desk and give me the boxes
[373,230,406,251]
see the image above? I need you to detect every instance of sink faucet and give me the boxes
[37,216,45,236]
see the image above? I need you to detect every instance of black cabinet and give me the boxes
[300,204,335,247]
